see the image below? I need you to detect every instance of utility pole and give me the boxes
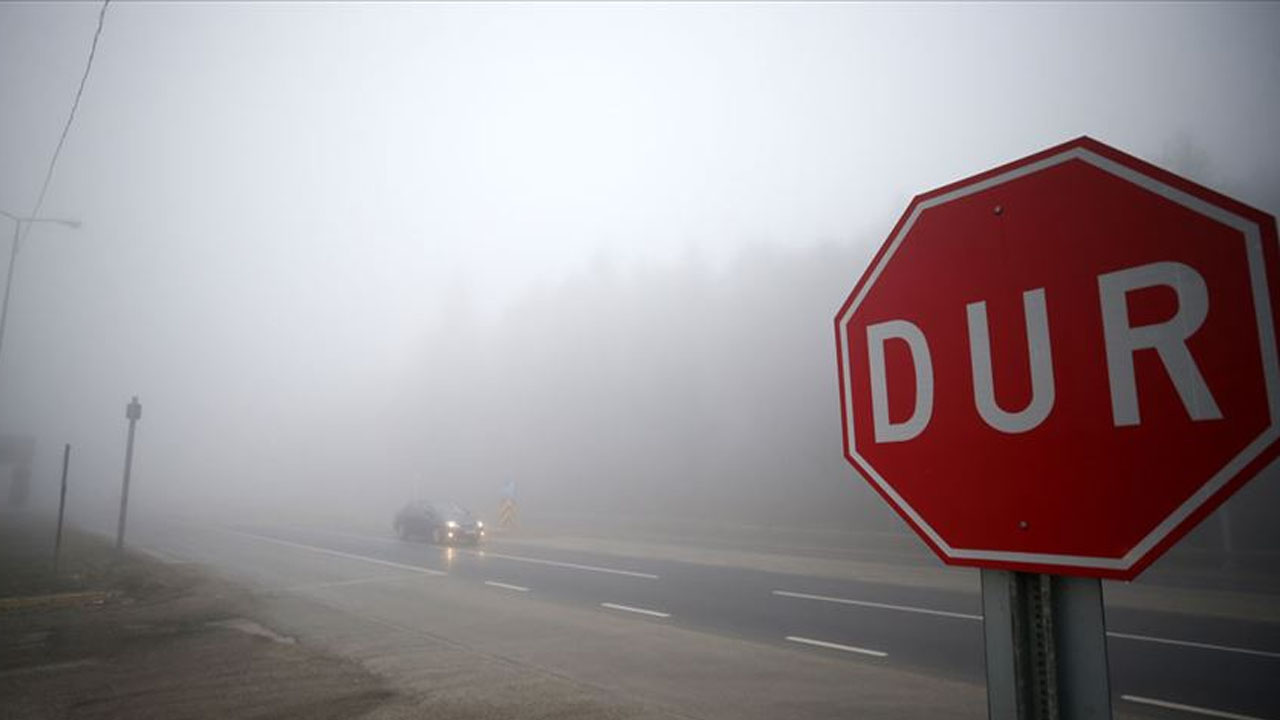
[116,396,141,550]
[54,443,71,573]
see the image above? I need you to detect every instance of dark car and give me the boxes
[394,501,485,545]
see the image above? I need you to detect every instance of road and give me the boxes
[134,520,1279,720]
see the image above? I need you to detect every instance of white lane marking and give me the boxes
[785,635,888,658]
[773,590,1280,660]
[478,550,658,579]
[278,574,424,593]
[134,546,190,565]
[485,580,529,593]
[1106,632,1280,660]
[1121,695,1269,720]
[0,659,100,678]
[226,530,447,576]
[601,602,670,618]
[239,526,657,579]
[772,589,983,621]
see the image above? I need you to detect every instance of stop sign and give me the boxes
[834,137,1280,579]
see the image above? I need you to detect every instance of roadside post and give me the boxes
[832,137,1280,719]
[53,442,71,573]
[116,396,142,550]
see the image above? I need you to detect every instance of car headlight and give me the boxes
[446,520,459,529]
[476,521,484,529]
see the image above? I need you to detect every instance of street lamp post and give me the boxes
[0,210,81,371]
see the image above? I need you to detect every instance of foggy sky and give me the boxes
[2,2,1279,536]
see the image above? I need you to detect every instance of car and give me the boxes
[394,501,485,545]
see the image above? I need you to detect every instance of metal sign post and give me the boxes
[53,443,70,573]
[116,396,141,550]
[982,570,1112,720]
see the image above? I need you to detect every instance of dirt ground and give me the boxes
[0,513,398,719]
[0,512,686,720]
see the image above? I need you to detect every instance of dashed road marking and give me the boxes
[601,602,670,618]
[1121,695,1268,720]
[278,574,424,593]
[773,590,1280,661]
[479,551,658,579]
[280,526,659,579]
[485,580,529,593]
[785,635,888,658]
[226,530,447,576]
[1106,632,1280,660]
[772,589,982,621]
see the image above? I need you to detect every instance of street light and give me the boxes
[0,209,81,371]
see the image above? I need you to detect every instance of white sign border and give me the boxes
[836,145,1279,572]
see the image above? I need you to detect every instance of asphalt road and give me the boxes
[136,521,1279,720]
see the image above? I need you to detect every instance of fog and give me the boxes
[2,3,1279,556]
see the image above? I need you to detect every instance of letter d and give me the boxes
[866,320,934,443]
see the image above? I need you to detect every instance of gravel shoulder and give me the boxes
[2,514,673,719]
[0,512,403,719]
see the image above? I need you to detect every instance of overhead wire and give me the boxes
[20,0,111,242]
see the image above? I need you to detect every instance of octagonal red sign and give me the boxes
[834,137,1280,579]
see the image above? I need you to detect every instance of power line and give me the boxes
[21,0,110,242]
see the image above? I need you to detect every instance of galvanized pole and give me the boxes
[1052,575,1112,720]
[53,443,71,573]
[981,569,1111,720]
[116,396,141,550]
